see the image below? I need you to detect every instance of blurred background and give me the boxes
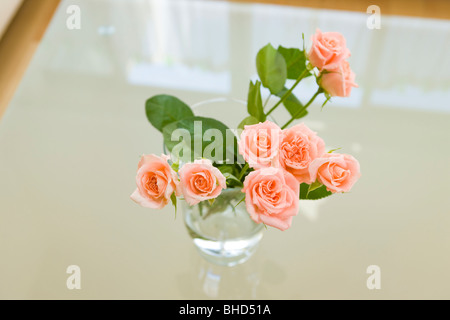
[0,0,449,299]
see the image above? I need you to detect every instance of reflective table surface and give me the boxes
[0,0,449,299]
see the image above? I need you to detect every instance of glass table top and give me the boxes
[0,0,449,299]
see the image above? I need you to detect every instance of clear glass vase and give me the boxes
[182,188,264,267]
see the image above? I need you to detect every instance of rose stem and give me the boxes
[281,89,322,129]
[238,163,249,181]
[265,69,309,117]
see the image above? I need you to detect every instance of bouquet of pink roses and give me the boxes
[131,29,360,232]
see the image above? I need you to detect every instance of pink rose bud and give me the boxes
[279,123,326,184]
[179,159,227,206]
[308,29,351,71]
[242,167,299,231]
[319,60,358,97]
[238,120,282,169]
[309,153,361,193]
[131,154,180,209]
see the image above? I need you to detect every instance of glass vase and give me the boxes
[182,188,264,267]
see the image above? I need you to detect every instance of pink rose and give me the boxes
[238,120,282,169]
[279,123,325,184]
[130,154,180,209]
[243,167,299,231]
[179,159,227,206]
[319,60,358,97]
[309,153,361,193]
[308,29,351,71]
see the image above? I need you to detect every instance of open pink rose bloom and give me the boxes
[130,154,180,209]
[178,159,227,206]
[309,153,361,193]
[308,29,351,71]
[279,123,326,184]
[242,167,299,231]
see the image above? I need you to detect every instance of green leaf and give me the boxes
[218,165,244,187]
[162,116,237,163]
[145,95,194,132]
[275,87,308,119]
[170,193,177,219]
[217,164,236,175]
[247,80,266,122]
[307,181,322,194]
[299,183,332,200]
[328,148,342,154]
[256,43,287,94]
[277,46,309,80]
[238,116,259,130]
[171,162,179,172]
[222,172,244,187]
